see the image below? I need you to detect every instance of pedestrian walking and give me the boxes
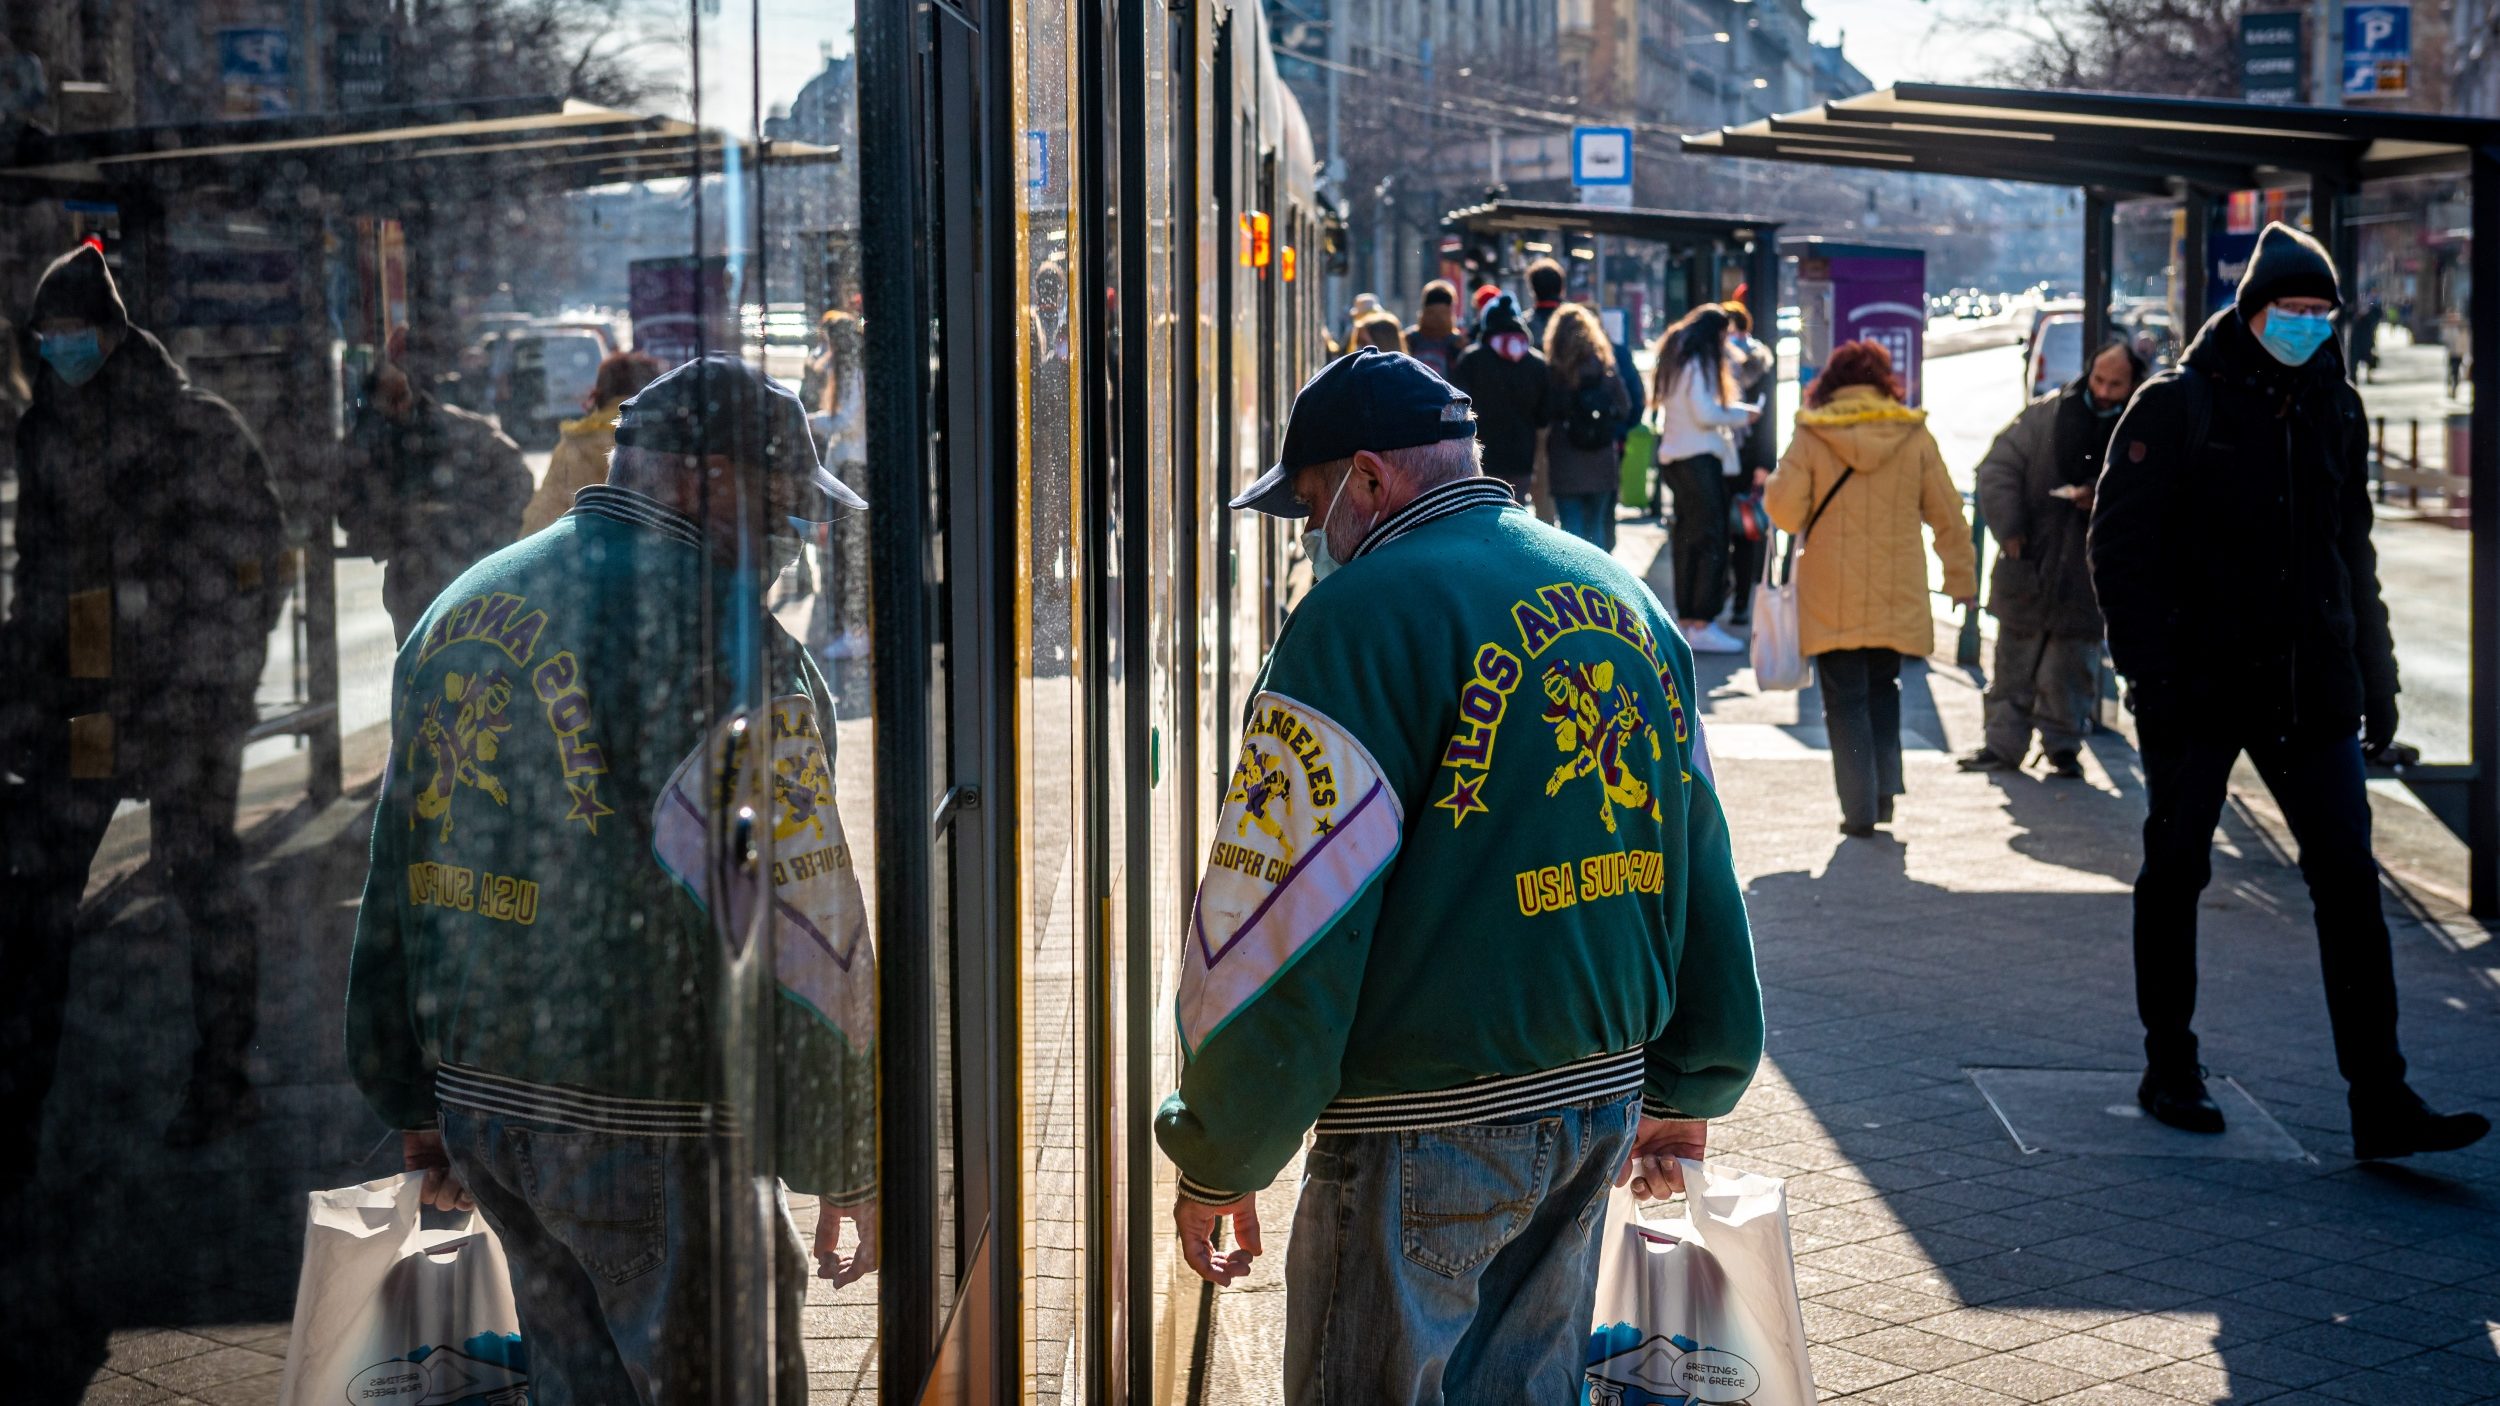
[1405,279,1470,380]
[1722,303,1778,627]
[1466,280,1504,340]
[1959,340,2144,780]
[347,355,879,1401]
[2441,305,2470,397]
[1348,309,1408,357]
[518,350,662,537]
[1524,256,1567,349]
[339,351,532,642]
[2349,294,2381,384]
[1646,304,1759,654]
[1448,294,1553,506]
[0,242,290,1185]
[1764,339,1976,837]
[2089,222,2489,1157]
[1543,302,1631,548]
[1159,347,1762,1406]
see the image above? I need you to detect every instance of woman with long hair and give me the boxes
[1647,304,1757,653]
[1542,303,1631,547]
[1763,339,1976,837]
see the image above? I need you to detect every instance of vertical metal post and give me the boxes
[2178,188,2211,330]
[2467,146,2499,916]
[2314,173,2361,360]
[1747,232,1780,436]
[2082,188,2114,356]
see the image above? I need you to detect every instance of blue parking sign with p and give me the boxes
[2343,4,2411,96]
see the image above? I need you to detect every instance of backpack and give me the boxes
[1564,374,1616,450]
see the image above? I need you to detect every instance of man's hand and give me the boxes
[2066,484,2095,513]
[2364,692,2401,758]
[815,1198,879,1287]
[1615,1116,1709,1199]
[402,1129,474,1212]
[1173,1192,1262,1286]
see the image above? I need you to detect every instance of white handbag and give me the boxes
[1584,1160,1817,1406]
[1749,467,1854,693]
[274,1174,531,1406]
[1749,543,1808,692]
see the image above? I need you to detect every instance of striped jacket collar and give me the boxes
[572,484,704,551]
[1351,475,1517,562]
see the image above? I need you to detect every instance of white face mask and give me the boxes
[1299,464,1372,581]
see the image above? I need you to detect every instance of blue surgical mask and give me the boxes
[37,328,105,387]
[2256,308,2334,366]
[1299,465,1371,582]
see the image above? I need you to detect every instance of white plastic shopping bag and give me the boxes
[274,1172,532,1406]
[1749,547,1810,693]
[1583,1160,1815,1406]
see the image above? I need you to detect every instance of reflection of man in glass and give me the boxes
[0,242,288,1183]
[347,355,877,1401]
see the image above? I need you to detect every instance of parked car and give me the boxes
[460,323,617,441]
[2025,310,2084,400]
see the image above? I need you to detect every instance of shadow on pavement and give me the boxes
[1733,784,2500,1402]
[7,790,397,1403]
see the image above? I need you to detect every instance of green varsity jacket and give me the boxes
[345,486,875,1200]
[1154,477,1763,1202]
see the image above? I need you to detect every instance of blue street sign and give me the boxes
[2343,4,2411,98]
[1571,126,1634,187]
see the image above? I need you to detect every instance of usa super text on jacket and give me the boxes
[1514,848,1665,917]
[405,861,542,925]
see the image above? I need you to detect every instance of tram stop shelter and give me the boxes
[1443,199,1783,422]
[0,99,837,803]
[1685,82,2500,914]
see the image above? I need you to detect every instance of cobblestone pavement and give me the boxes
[1200,520,2500,1403]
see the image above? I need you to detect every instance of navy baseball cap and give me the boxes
[614,352,868,520]
[1229,347,1478,516]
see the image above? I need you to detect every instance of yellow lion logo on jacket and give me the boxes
[411,669,516,842]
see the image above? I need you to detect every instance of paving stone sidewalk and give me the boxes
[1201,524,2500,1404]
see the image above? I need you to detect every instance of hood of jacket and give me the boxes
[560,401,623,441]
[1792,384,1927,469]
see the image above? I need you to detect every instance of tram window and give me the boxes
[3,5,888,1400]
[1017,0,1096,1393]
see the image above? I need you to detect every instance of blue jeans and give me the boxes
[1283,1091,1639,1405]
[1554,492,1615,549]
[439,1106,811,1405]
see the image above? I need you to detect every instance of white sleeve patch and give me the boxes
[653,695,876,1052]
[1176,691,1403,1056]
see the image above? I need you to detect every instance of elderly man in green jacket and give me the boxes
[1157,348,1764,1405]
[347,355,875,1403]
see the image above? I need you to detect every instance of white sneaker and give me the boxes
[1686,622,1746,654]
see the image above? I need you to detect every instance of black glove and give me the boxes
[2363,691,2399,758]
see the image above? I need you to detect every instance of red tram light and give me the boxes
[1281,244,1297,282]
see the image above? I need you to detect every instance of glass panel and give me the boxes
[2,4,878,1400]
[1015,0,1091,1395]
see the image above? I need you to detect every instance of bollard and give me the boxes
[2374,416,2387,502]
[1959,494,1985,668]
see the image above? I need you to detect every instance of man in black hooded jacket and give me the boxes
[2089,222,2487,1160]
[0,243,289,1186]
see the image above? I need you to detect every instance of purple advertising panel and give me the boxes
[1829,250,1927,407]
[629,255,735,367]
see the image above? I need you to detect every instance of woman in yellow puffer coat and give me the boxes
[1765,339,1978,837]
[519,350,662,537]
